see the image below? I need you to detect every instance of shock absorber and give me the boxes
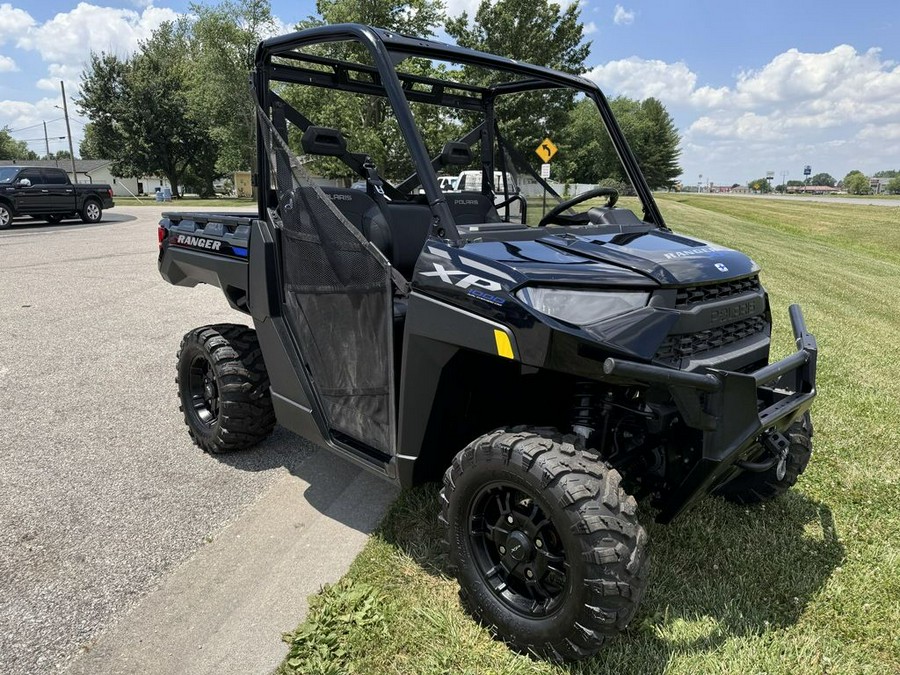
[571,381,611,446]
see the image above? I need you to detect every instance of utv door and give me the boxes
[261,112,397,457]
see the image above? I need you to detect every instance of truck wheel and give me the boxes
[80,199,102,223]
[715,412,813,504]
[0,203,12,229]
[440,427,649,661]
[176,324,276,453]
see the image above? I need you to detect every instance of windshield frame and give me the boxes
[255,23,666,243]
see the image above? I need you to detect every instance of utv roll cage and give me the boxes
[252,23,665,242]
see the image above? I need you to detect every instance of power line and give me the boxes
[15,136,68,143]
[7,118,65,133]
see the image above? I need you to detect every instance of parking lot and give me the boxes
[0,206,395,674]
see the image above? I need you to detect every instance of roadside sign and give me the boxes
[540,163,551,179]
[535,138,558,163]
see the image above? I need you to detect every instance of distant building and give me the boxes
[710,185,749,194]
[786,185,839,195]
[869,177,892,194]
[0,159,170,197]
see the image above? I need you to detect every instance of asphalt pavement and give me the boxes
[0,206,397,674]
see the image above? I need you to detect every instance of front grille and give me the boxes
[675,275,761,307]
[655,315,768,364]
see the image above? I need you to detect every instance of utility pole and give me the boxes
[60,81,77,183]
[781,170,789,193]
[42,121,52,163]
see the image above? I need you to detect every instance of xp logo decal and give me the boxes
[422,263,502,291]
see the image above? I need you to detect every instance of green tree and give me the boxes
[633,98,681,189]
[809,172,835,187]
[282,0,449,181]
[301,0,444,35]
[446,0,590,160]
[843,170,871,195]
[873,169,898,178]
[188,0,277,173]
[79,123,104,159]
[886,176,900,194]
[555,96,680,188]
[748,177,772,193]
[78,22,220,197]
[0,127,38,161]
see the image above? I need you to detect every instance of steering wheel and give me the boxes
[538,187,619,227]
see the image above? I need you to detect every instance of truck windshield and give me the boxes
[0,168,19,184]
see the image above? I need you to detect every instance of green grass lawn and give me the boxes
[278,195,900,675]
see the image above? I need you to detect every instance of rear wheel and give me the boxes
[80,199,102,223]
[176,324,276,453]
[440,427,649,661]
[0,203,12,229]
[716,412,813,504]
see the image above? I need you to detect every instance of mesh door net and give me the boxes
[258,106,396,455]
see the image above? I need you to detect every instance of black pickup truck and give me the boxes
[0,165,115,229]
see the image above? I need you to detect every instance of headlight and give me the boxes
[515,287,649,325]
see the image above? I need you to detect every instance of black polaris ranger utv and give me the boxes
[157,24,817,661]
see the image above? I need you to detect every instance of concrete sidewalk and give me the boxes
[65,450,398,675]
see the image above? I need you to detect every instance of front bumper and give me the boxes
[603,304,817,523]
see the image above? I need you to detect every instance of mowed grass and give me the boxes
[277,195,900,675]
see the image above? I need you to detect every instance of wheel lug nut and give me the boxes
[525,569,534,579]
[499,545,506,555]
[507,515,514,524]
[535,539,543,549]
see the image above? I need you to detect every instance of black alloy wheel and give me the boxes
[468,482,568,618]
[186,354,220,428]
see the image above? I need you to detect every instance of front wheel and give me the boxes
[80,199,102,223]
[176,324,276,453]
[0,203,12,229]
[440,427,649,661]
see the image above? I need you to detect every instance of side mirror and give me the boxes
[16,178,32,188]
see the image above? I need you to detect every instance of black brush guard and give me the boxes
[604,305,817,522]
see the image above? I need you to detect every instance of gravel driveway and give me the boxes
[0,207,321,674]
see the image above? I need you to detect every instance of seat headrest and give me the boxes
[440,142,472,166]
[301,126,347,157]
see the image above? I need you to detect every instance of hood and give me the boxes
[462,227,759,286]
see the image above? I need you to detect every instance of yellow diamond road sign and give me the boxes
[535,137,558,163]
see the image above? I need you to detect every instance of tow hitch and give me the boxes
[737,430,791,478]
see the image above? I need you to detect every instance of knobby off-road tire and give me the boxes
[440,427,649,661]
[716,412,813,505]
[176,324,276,453]
[80,199,102,224]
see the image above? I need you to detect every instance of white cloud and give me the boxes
[0,54,17,72]
[586,44,900,182]
[585,57,729,107]
[584,21,598,35]
[0,3,34,44]
[613,4,635,25]
[16,3,178,63]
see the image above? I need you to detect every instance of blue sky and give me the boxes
[1,0,898,185]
